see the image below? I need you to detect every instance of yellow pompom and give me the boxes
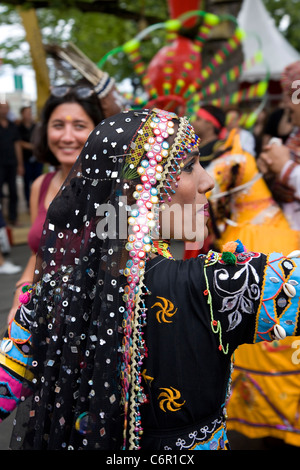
[229,69,236,81]
[244,112,257,129]
[257,81,268,96]
[163,82,172,91]
[254,51,263,63]
[142,76,150,86]
[123,39,140,54]
[165,19,181,31]
[136,65,145,74]
[209,83,217,94]
[176,79,185,88]
[201,26,211,35]
[228,38,237,49]
[184,62,193,70]
[215,53,223,64]
[204,13,220,26]
[235,27,246,41]
[201,69,210,80]
[188,84,197,93]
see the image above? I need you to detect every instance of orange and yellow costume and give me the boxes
[207,129,300,446]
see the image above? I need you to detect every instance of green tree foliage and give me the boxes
[0,0,298,85]
[262,0,300,51]
[0,0,168,83]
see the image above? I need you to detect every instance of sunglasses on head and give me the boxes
[50,85,95,99]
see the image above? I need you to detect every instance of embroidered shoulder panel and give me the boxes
[254,252,300,343]
[203,250,262,351]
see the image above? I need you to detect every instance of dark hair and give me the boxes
[202,104,225,134]
[32,87,104,166]
[20,106,31,114]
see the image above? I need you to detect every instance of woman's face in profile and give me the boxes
[159,150,214,244]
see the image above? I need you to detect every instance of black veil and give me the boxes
[9,108,197,450]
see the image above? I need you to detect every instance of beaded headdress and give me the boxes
[120,109,198,448]
[11,108,198,450]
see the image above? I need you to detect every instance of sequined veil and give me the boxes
[10,108,198,450]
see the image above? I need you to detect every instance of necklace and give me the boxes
[151,239,174,259]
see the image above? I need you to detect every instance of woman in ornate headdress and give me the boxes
[0,108,300,451]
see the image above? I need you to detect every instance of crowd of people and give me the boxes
[0,58,299,451]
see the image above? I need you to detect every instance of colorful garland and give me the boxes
[98,10,269,122]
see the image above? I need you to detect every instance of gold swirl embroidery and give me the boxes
[151,296,177,323]
[158,387,185,412]
[141,369,154,385]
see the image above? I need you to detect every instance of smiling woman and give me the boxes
[7,85,105,322]
[46,102,96,168]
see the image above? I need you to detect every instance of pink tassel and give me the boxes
[19,292,31,305]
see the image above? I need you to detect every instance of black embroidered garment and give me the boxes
[140,250,300,450]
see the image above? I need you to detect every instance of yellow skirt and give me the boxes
[227,338,300,446]
[215,212,300,257]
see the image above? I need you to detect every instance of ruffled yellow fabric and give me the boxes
[207,129,300,446]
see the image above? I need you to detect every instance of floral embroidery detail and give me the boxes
[219,250,260,265]
[213,258,261,332]
[174,418,227,450]
[255,253,300,342]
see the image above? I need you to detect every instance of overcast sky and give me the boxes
[0,20,37,99]
[0,65,37,99]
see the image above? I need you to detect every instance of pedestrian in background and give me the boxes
[0,101,23,226]
[18,105,43,209]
